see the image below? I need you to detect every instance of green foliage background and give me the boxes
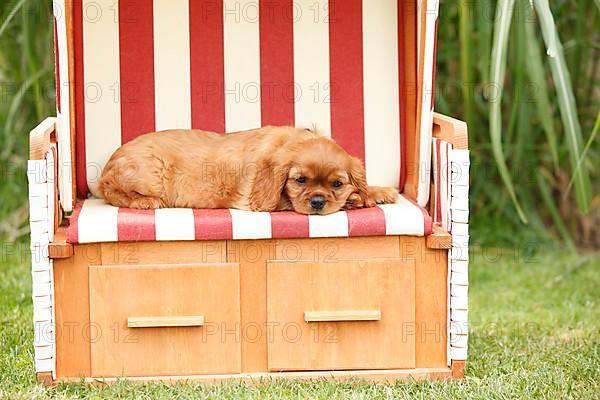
[0,0,598,247]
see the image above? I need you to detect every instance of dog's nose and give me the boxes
[310,195,326,210]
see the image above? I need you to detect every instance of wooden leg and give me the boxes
[451,360,466,379]
[36,372,54,386]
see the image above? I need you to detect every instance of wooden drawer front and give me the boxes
[267,259,416,371]
[89,264,241,377]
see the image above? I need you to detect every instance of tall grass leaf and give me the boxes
[532,0,593,214]
[0,0,27,39]
[477,0,494,86]
[489,0,528,223]
[1,67,50,159]
[595,0,600,13]
[459,0,474,128]
[566,111,600,193]
[524,16,559,169]
[537,171,576,252]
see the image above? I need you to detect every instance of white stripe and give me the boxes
[154,0,192,130]
[33,295,53,309]
[309,211,349,238]
[29,181,48,198]
[362,0,400,189]
[35,358,54,372]
[451,209,469,224]
[451,308,468,322]
[450,346,468,360]
[54,0,73,212]
[223,0,261,132]
[451,259,469,272]
[450,245,469,261]
[440,141,449,230]
[450,284,468,299]
[83,0,122,197]
[34,346,54,360]
[155,208,195,241]
[451,222,469,236]
[30,220,49,236]
[32,270,51,285]
[32,258,51,272]
[451,184,469,199]
[32,283,52,297]
[46,148,55,241]
[449,321,469,336]
[33,307,53,323]
[77,199,119,243]
[450,333,469,348]
[29,196,48,210]
[450,294,468,310]
[450,270,469,285]
[451,196,469,211]
[230,209,272,239]
[293,0,331,137]
[416,0,439,206]
[378,196,425,236]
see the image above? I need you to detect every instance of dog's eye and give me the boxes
[332,180,343,188]
[296,177,307,184]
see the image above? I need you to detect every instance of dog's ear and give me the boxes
[248,158,290,212]
[348,157,375,208]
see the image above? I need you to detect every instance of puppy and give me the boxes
[98,126,398,215]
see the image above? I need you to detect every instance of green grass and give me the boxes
[1,247,598,399]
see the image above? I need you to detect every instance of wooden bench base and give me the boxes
[40,365,467,386]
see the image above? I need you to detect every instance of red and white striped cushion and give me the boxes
[71,0,439,199]
[67,196,432,244]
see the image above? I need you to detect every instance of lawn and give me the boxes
[0,245,598,399]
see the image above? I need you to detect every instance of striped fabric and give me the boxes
[52,1,73,212]
[70,0,435,198]
[67,196,433,244]
[415,0,440,206]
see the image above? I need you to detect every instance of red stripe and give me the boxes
[259,0,295,126]
[431,18,438,110]
[347,208,386,237]
[67,201,83,244]
[436,139,442,222]
[271,211,309,239]
[329,0,365,160]
[190,0,225,132]
[119,0,155,143]
[402,194,433,235]
[73,2,88,197]
[53,18,60,114]
[397,0,407,191]
[194,209,233,240]
[117,208,156,241]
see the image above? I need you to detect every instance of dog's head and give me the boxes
[249,135,370,215]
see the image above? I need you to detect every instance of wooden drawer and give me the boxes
[89,264,241,377]
[267,259,416,371]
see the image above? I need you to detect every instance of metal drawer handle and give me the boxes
[127,316,205,328]
[304,310,381,322]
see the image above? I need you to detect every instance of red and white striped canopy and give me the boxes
[63,0,438,202]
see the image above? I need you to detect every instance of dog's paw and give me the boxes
[344,193,364,210]
[368,186,398,205]
[129,196,162,210]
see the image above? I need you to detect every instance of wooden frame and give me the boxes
[32,114,468,385]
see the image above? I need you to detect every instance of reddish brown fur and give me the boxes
[98,126,398,215]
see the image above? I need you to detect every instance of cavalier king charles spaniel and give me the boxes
[98,126,398,215]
